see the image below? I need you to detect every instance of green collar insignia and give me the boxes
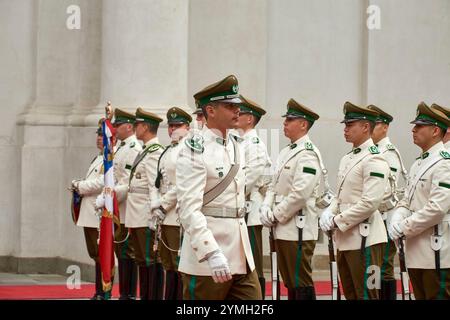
[353,147,361,154]
[368,145,380,154]
[420,152,429,160]
[290,143,297,149]
[216,137,226,145]
[305,142,313,150]
[252,137,260,144]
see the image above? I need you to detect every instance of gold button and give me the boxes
[204,241,208,245]
[193,247,198,251]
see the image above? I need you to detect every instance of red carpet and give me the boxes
[0,281,407,299]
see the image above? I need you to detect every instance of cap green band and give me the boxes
[344,112,377,123]
[240,105,262,118]
[168,115,190,124]
[197,89,239,107]
[135,117,160,125]
[376,115,392,124]
[286,108,316,123]
[416,114,448,130]
[114,116,135,124]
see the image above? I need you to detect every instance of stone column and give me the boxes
[86,0,189,125]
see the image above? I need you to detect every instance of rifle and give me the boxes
[269,227,280,300]
[327,231,340,300]
[398,237,411,300]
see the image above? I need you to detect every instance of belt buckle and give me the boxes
[238,207,245,218]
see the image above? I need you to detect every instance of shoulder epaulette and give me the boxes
[185,133,204,153]
[386,144,396,151]
[305,141,314,151]
[147,143,163,153]
[440,150,450,159]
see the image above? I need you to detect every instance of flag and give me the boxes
[98,118,120,295]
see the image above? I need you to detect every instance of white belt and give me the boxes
[202,206,246,219]
[128,186,149,194]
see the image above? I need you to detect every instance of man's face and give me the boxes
[412,124,436,148]
[96,134,103,151]
[237,112,253,130]
[211,103,240,129]
[196,113,206,127]
[344,121,367,144]
[134,122,147,140]
[114,122,132,140]
[283,117,306,140]
[168,123,189,141]
[372,122,388,144]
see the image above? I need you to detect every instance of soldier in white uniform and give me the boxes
[150,107,192,300]
[176,75,261,300]
[108,108,142,299]
[367,105,408,300]
[193,105,206,129]
[320,102,389,300]
[71,119,106,299]
[431,104,450,150]
[389,102,450,300]
[260,99,323,300]
[120,108,164,300]
[235,95,271,298]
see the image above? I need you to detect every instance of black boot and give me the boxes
[90,263,105,300]
[164,271,176,300]
[118,259,127,300]
[139,266,149,300]
[287,288,296,300]
[259,277,266,300]
[175,272,183,300]
[127,259,138,300]
[148,263,164,300]
[295,286,316,300]
[380,279,397,300]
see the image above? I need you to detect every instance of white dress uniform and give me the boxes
[395,142,450,269]
[76,154,104,228]
[331,138,390,250]
[242,129,272,226]
[445,141,450,150]
[377,137,407,221]
[265,135,322,241]
[125,137,163,228]
[176,126,255,276]
[159,141,184,226]
[114,135,142,222]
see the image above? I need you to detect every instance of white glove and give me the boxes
[207,250,232,283]
[70,180,80,192]
[389,220,406,241]
[388,207,409,240]
[149,198,161,212]
[95,193,105,210]
[151,207,166,223]
[319,206,336,232]
[259,204,276,227]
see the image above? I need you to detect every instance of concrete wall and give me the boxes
[1,0,450,272]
